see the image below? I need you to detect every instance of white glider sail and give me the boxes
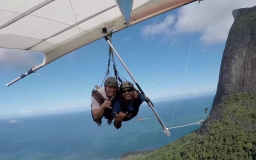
[1,0,198,86]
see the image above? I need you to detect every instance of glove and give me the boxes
[144,95,154,107]
[144,95,150,102]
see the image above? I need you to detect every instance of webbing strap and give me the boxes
[113,63,123,84]
[106,32,123,84]
[106,33,112,76]
[91,90,105,105]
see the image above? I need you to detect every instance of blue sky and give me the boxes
[1,0,255,119]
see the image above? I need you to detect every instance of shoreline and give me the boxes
[120,149,155,160]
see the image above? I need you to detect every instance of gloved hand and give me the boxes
[144,95,150,102]
[144,95,154,107]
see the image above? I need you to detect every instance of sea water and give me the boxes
[0,94,214,160]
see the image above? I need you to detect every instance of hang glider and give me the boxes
[1,0,198,86]
[1,0,201,136]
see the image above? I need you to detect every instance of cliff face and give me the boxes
[120,6,256,160]
[202,6,256,132]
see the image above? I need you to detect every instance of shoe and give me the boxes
[107,119,112,125]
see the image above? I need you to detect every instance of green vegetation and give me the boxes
[121,93,256,160]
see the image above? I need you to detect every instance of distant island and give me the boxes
[136,118,150,122]
[9,119,19,123]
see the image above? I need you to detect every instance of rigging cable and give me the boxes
[69,0,82,33]
[169,42,193,128]
[169,1,201,130]
[145,2,200,94]
[36,73,91,100]
[36,72,94,85]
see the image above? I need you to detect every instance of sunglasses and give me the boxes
[121,88,133,93]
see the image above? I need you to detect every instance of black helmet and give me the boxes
[104,77,118,87]
[120,81,134,89]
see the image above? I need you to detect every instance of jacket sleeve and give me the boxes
[139,93,146,102]
[113,102,123,129]
[111,101,121,118]
[132,93,145,107]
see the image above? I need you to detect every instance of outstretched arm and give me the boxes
[132,92,145,107]
[114,119,122,129]
[113,112,128,129]
[112,101,122,129]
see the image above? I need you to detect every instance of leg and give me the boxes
[103,109,114,125]
[91,108,102,126]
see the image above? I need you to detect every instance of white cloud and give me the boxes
[0,48,44,71]
[20,105,85,115]
[141,0,256,45]
[0,48,77,71]
[141,15,176,37]
[123,37,131,41]
[21,109,44,114]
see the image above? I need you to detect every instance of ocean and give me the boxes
[0,94,214,160]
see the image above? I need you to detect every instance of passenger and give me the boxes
[91,77,119,126]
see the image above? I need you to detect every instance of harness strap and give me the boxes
[91,90,105,105]
[106,32,113,76]
[107,32,123,84]
[91,89,105,121]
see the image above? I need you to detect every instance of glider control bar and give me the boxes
[103,30,170,136]
[6,64,44,87]
[168,120,205,129]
